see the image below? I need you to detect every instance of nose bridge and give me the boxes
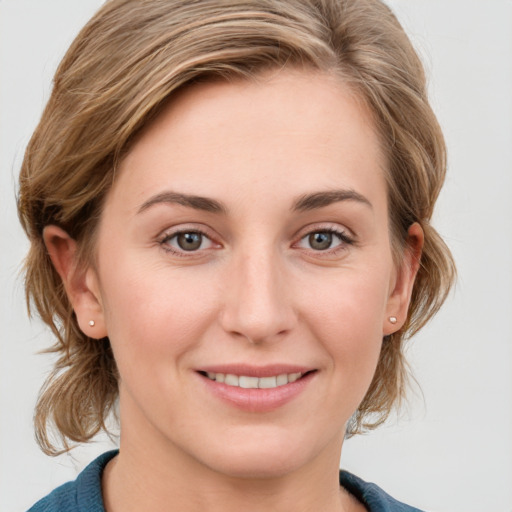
[220,242,296,343]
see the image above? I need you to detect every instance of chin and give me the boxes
[196,428,326,480]
[206,451,302,480]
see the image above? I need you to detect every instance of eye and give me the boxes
[307,232,336,251]
[161,231,214,253]
[296,229,353,252]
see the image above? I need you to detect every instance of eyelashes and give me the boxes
[159,227,218,257]
[295,228,354,252]
[161,231,214,253]
[158,225,355,258]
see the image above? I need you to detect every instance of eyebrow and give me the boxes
[137,188,372,215]
[292,189,372,211]
[138,191,227,214]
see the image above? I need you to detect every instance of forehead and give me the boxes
[109,69,386,215]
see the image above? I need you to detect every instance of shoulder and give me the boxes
[339,470,425,512]
[27,450,118,512]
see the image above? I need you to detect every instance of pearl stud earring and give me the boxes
[89,320,95,327]
[389,316,397,324]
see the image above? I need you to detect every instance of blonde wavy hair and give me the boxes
[18,0,455,455]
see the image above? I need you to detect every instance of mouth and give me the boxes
[197,368,315,411]
[195,365,316,411]
[199,371,309,389]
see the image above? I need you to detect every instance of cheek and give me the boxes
[301,267,390,374]
[99,263,219,372]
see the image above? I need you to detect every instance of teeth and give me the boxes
[288,372,302,383]
[258,376,277,389]
[276,374,288,386]
[239,376,259,388]
[224,374,238,386]
[204,372,304,389]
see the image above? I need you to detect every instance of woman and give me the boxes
[18,0,455,511]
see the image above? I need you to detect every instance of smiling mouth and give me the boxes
[199,371,312,389]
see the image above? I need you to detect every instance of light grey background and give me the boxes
[1,1,511,511]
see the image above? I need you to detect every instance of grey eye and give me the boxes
[308,232,334,251]
[161,229,216,254]
[176,232,203,251]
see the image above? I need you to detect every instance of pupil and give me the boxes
[177,232,202,251]
[309,232,332,250]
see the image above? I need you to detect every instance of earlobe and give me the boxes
[43,225,107,339]
[383,222,424,335]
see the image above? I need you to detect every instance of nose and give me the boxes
[219,247,297,344]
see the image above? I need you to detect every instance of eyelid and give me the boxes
[292,223,356,252]
[294,222,355,241]
[158,223,222,256]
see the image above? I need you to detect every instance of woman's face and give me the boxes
[82,69,418,478]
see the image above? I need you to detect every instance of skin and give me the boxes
[45,69,422,512]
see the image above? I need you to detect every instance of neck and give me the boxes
[102,433,359,512]
[101,394,362,512]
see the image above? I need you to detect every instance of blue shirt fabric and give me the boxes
[28,450,424,512]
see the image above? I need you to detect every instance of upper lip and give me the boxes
[196,364,315,378]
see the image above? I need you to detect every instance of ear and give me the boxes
[43,225,107,339]
[383,222,424,335]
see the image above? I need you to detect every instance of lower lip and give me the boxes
[198,372,315,413]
